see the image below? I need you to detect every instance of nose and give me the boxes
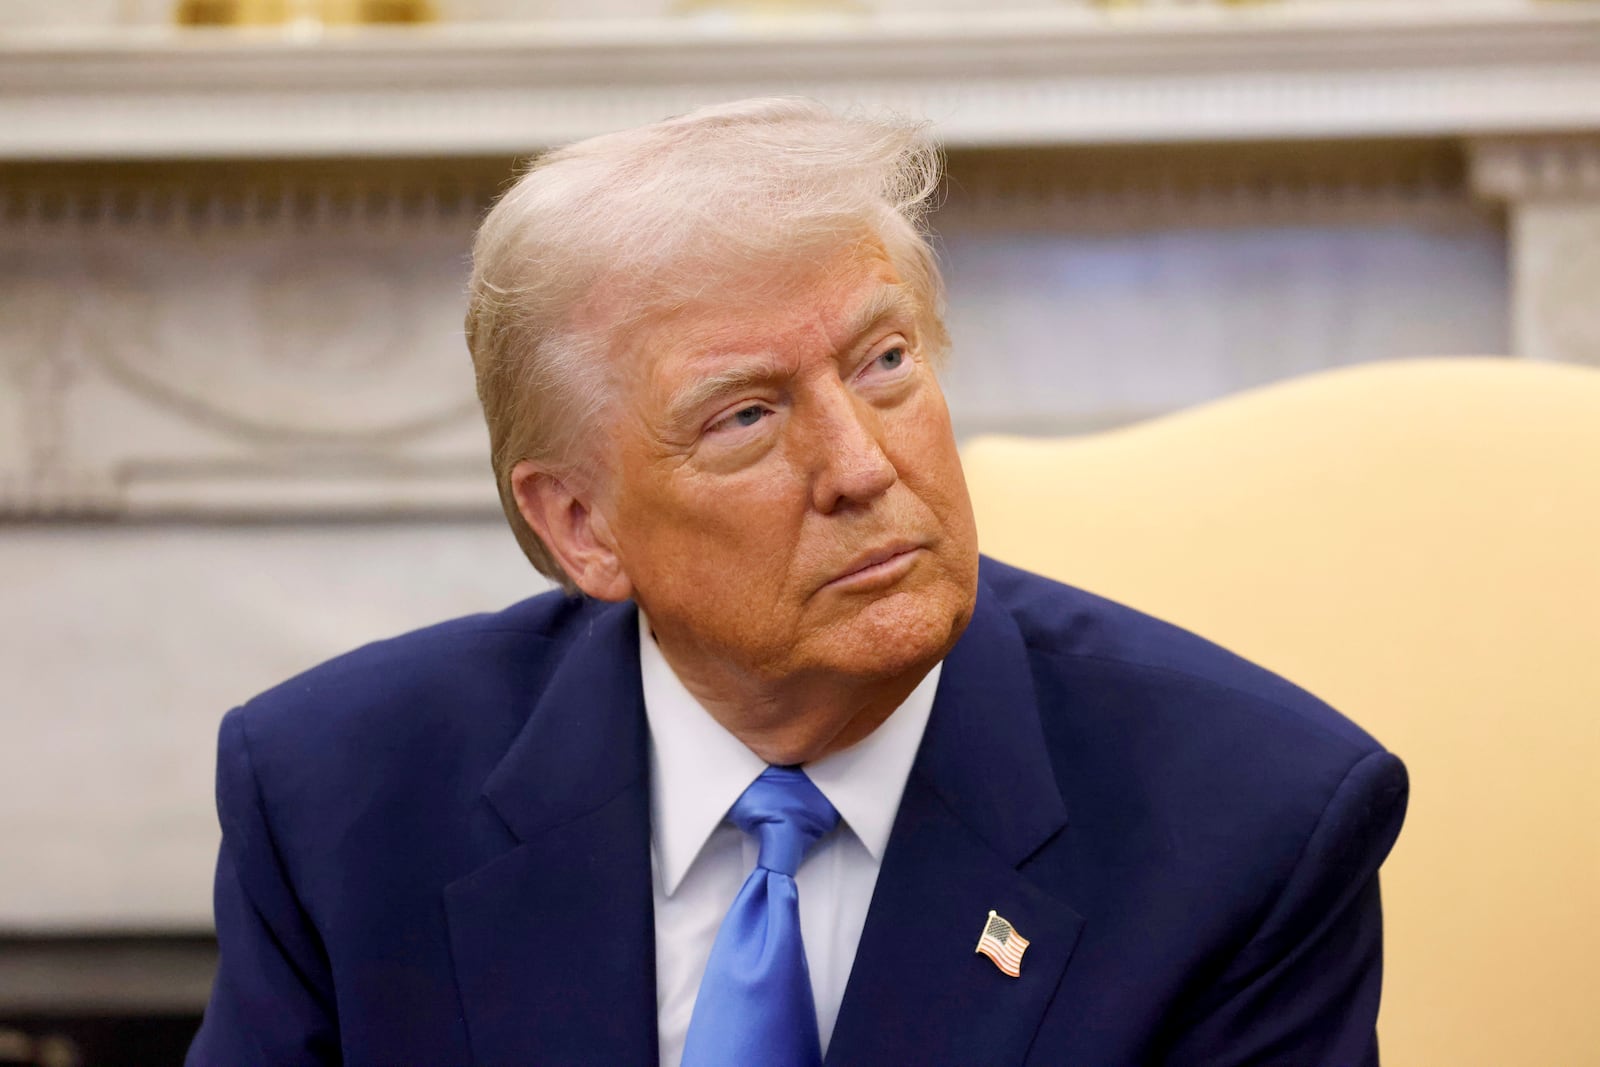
[805,381,898,514]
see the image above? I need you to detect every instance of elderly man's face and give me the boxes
[595,243,979,690]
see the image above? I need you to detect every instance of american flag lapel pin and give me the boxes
[975,909,1030,978]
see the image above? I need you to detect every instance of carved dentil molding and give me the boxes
[940,141,1475,231]
[1470,136,1600,202]
[0,173,494,232]
[8,145,1479,238]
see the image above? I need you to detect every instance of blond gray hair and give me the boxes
[465,97,948,590]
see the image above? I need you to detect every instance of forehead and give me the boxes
[632,246,908,378]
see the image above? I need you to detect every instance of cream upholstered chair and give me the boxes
[960,358,1600,1067]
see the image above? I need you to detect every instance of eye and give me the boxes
[862,344,913,382]
[708,403,772,434]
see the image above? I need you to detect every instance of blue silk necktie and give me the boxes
[681,765,841,1067]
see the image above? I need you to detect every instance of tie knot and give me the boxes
[727,766,840,877]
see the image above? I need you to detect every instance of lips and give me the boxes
[828,541,922,586]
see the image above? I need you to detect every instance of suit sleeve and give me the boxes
[188,706,341,1066]
[1158,749,1410,1067]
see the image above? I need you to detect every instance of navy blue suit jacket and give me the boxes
[190,558,1407,1065]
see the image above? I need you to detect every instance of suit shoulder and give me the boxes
[977,560,1407,936]
[978,556,1384,761]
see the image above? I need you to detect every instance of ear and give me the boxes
[510,460,634,601]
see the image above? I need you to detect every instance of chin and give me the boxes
[810,579,975,681]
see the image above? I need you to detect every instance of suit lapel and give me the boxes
[443,599,659,1066]
[827,581,1083,1066]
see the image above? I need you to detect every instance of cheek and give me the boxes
[891,392,968,499]
[619,469,808,582]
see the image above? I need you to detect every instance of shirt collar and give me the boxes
[803,661,938,863]
[639,610,940,896]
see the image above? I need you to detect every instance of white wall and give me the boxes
[1,521,547,929]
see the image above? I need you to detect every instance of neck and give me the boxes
[648,631,934,766]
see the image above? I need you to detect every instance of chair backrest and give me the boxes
[960,357,1600,1067]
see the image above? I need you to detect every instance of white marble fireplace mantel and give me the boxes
[2,4,1600,158]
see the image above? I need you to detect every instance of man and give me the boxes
[190,99,1407,1065]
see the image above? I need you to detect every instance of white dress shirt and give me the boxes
[639,612,940,1067]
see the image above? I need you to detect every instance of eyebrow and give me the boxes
[845,283,920,343]
[662,283,921,428]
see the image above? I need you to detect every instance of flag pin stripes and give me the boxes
[975,909,1029,978]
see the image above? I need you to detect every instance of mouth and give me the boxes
[823,542,924,592]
